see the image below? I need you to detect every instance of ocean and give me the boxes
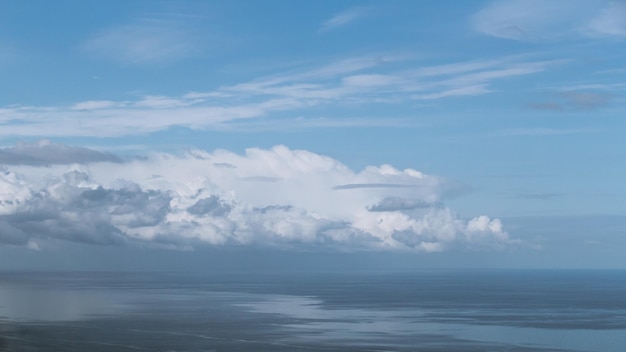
[1,270,625,351]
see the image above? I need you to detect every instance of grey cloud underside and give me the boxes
[212,162,236,169]
[241,176,281,182]
[333,183,415,190]
[368,197,441,212]
[0,172,314,248]
[1,172,167,246]
[0,144,512,252]
[187,196,231,217]
[0,176,368,249]
[0,140,122,165]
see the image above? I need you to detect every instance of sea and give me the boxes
[1,270,625,351]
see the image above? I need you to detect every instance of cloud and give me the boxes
[517,192,563,200]
[501,128,595,136]
[81,15,203,65]
[527,102,563,111]
[333,183,416,190]
[596,68,626,75]
[0,55,555,137]
[471,0,615,41]
[368,197,440,212]
[216,116,415,132]
[560,91,612,109]
[587,2,626,37]
[0,145,513,252]
[529,90,613,111]
[72,100,123,110]
[134,95,193,108]
[412,84,491,100]
[0,140,122,165]
[320,7,368,32]
[471,0,582,40]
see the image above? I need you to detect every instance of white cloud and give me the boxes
[82,16,202,65]
[587,2,626,37]
[134,95,191,108]
[501,128,596,136]
[471,0,606,41]
[0,145,513,252]
[72,100,123,110]
[342,74,400,87]
[320,7,368,32]
[412,85,491,100]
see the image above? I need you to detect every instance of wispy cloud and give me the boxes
[81,14,203,65]
[0,55,557,137]
[587,2,626,37]
[217,56,557,103]
[529,90,615,111]
[320,7,369,32]
[72,100,124,110]
[212,116,416,132]
[471,0,621,41]
[502,128,597,136]
[595,68,626,75]
[412,85,491,100]
[559,91,613,109]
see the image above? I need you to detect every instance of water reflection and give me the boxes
[1,271,626,351]
[234,293,626,352]
[0,286,124,322]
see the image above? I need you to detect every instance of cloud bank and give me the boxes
[0,144,512,252]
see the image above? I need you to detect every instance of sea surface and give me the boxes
[1,270,625,351]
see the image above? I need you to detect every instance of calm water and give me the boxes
[1,270,625,351]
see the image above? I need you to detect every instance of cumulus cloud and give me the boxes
[0,145,513,252]
[0,140,122,165]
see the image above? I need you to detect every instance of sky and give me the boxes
[1,0,625,270]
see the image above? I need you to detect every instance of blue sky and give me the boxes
[1,0,625,269]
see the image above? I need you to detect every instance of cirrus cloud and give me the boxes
[81,14,205,65]
[471,0,625,41]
